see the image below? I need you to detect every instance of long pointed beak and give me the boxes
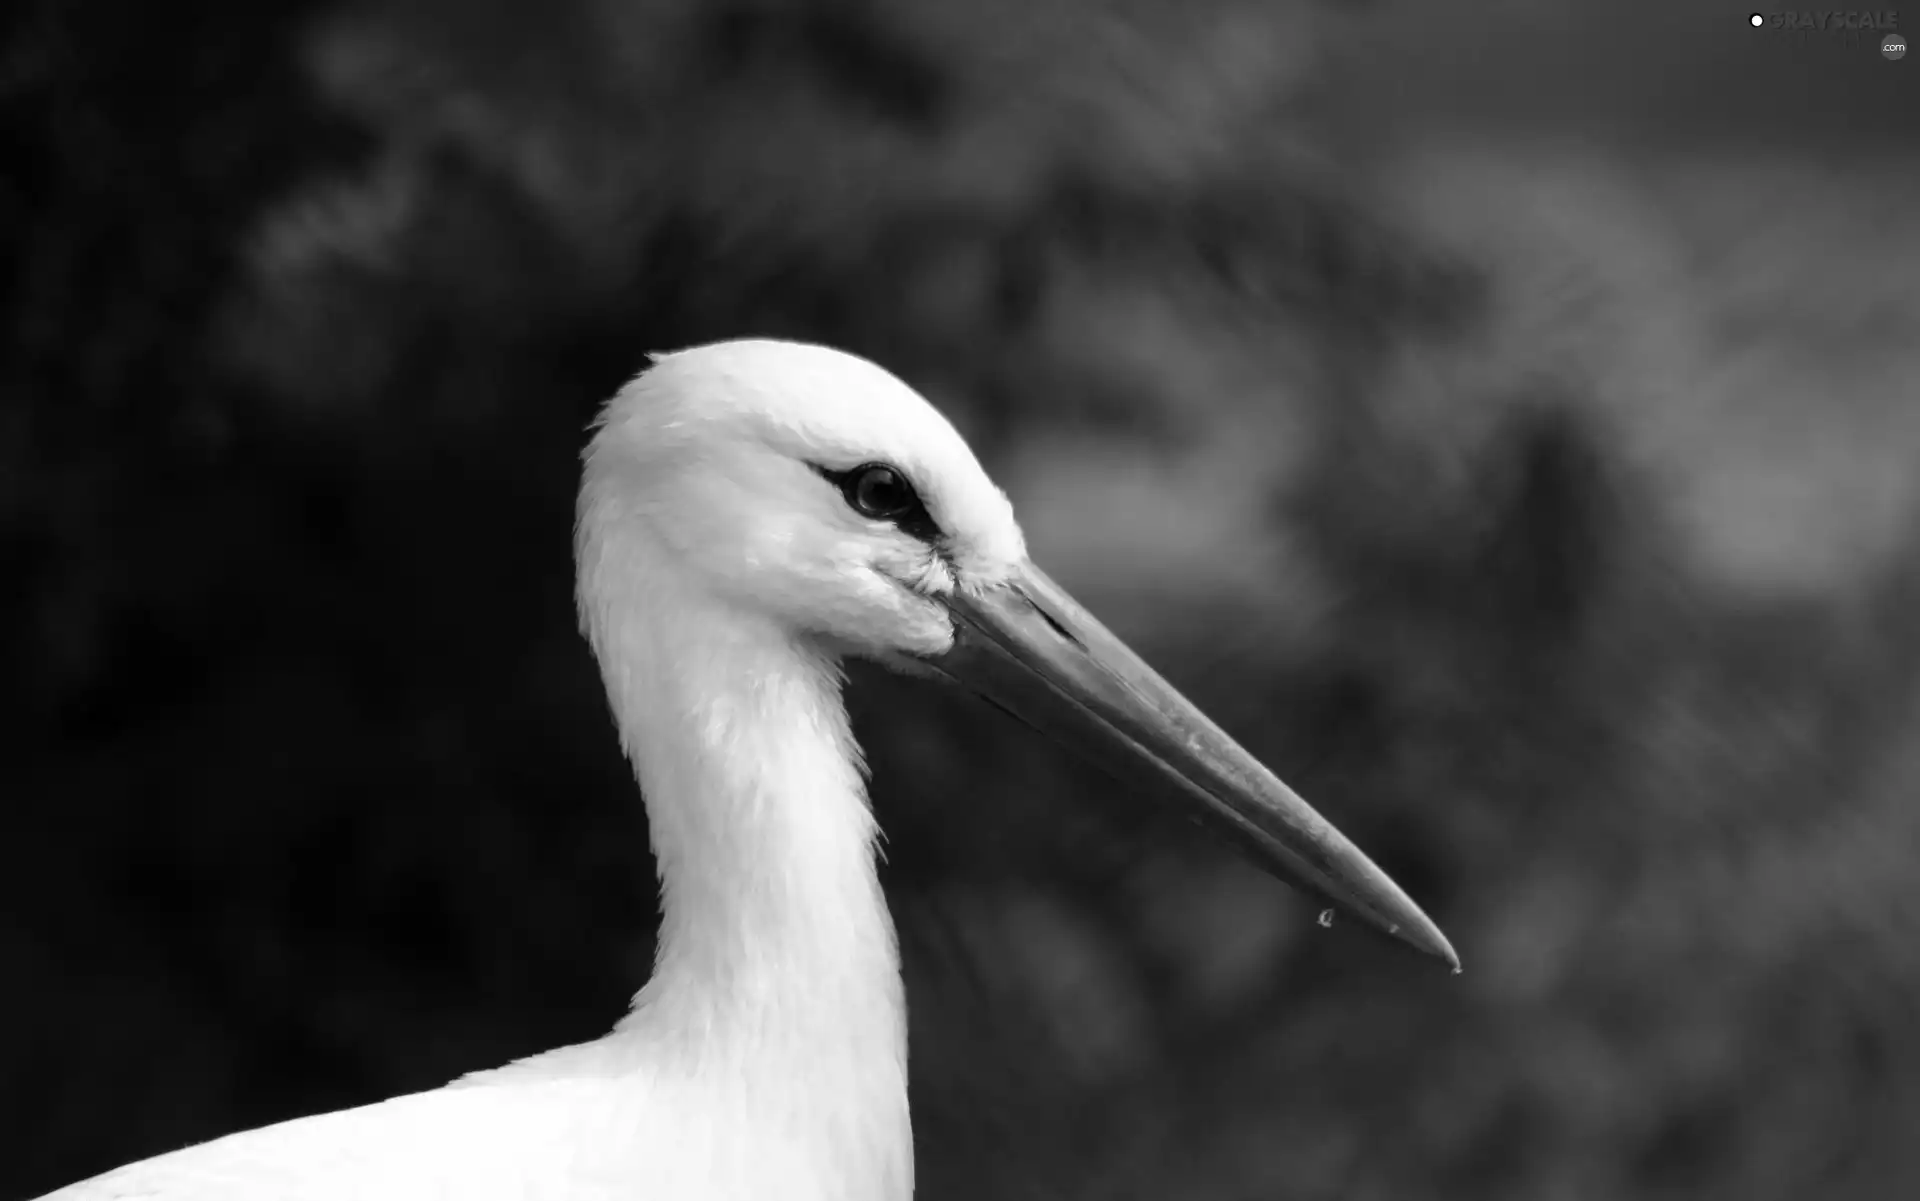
[922,560,1457,970]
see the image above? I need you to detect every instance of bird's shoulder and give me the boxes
[34,1071,666,1201]
[36,1047,879,1201]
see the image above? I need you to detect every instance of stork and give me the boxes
[38,340,1454,1201]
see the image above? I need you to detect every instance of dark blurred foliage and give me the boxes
[4,0,1919,1198]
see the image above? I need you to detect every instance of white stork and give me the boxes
[40,340,1454,1201]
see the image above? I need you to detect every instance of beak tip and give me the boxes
[1326,855,1459,973]
[1397,914,1461,973]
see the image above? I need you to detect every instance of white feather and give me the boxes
[42,341,1031,1201]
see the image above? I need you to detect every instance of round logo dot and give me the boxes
[1749,12,1765,27]
[1886,34,1908,60]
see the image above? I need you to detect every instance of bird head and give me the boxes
[581,339,1024,660]
[581,339,1456,970]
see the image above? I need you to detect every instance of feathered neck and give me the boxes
[614,598,899,1045]
[573,509,911,1198]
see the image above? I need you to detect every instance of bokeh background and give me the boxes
[4,0,1918,1197]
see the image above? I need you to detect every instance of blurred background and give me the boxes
[3,0,1917,1197]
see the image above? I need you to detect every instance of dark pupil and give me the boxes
[851,466,913,518]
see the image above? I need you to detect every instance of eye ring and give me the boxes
[813,460,944,544]
[843,463,919,521]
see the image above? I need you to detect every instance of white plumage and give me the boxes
[41,340,1451,1201]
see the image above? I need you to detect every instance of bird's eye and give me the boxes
[813,461,943,544]
[845,464,918,520]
